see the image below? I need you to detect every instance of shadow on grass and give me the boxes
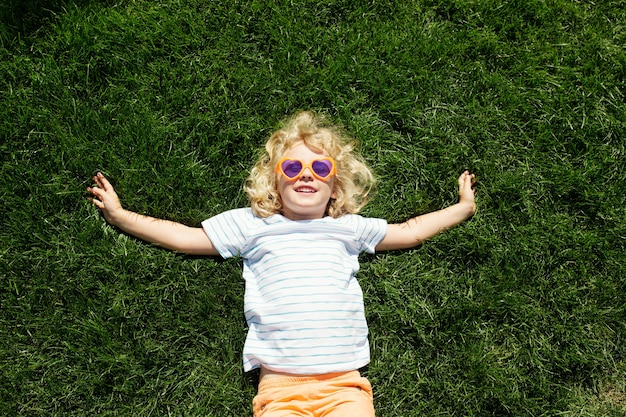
[0,0,116,44]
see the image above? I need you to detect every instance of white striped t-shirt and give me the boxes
[201,208,387,374]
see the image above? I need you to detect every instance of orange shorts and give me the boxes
[252,370,375,417]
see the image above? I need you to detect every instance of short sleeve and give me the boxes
[201,208,259,258]
[345,215,387,254]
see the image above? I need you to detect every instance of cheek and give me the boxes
[276,178,295,201]
[330,179,338,199]
[275,175,287,194]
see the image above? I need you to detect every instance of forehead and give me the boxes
[283,142,327,160]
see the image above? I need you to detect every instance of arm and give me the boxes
[87,172,219,256]
[376,171,476,251]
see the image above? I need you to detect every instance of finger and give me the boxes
[87,185,105,201]
[468,175,477,195]
[460,175,476,197]
[95,173,116,194]
[85,188,104,207]
[458,171,470,187]
[93,172,106,189]
[89,197,105,209]
[93,171,105,187]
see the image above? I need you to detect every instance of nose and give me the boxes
[300,167,314,180]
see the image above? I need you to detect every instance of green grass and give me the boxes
[1,0,625,415]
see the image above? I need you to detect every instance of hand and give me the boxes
[458,170,477,214]
[87,172,124,225]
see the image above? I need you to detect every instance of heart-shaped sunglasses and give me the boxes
[275,157,336,181]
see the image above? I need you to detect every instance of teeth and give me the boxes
[296,188,316,193]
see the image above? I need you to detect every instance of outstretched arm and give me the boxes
[376,171,476,251]
[87,172,219,256]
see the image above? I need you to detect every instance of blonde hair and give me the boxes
[245,111,375,218]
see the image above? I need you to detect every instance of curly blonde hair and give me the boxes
[245,111,376,218]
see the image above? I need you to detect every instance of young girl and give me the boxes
[88,111,476,416]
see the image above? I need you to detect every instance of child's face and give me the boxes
[277,142,336,220]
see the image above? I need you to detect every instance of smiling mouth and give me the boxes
[295,186,317,193]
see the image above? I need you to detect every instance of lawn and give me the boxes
[1,0,624,415]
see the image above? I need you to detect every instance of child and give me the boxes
[88,111,476,416]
